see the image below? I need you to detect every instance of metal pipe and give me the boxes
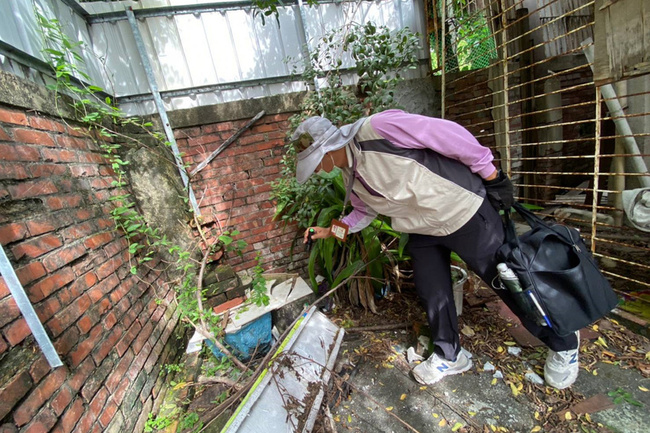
[125,8,201,216]
[0,244,63,368]
[581,38,650,188]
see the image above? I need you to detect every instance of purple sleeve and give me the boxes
[340,191,378,233]
[370,109,497,179]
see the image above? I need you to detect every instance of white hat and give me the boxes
[291,116,366,184]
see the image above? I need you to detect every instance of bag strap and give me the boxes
[502,202,576,245]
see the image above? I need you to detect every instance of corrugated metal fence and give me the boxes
[0,0,429,116]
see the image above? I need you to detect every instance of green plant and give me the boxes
[144,411,176,432]
[608,387,643,407]
[179,412,203,432]
[249,253,270,307]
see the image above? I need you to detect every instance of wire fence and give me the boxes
[428,0,650,310]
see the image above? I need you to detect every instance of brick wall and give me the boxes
[0,103,185,433]
[174,112,309,276]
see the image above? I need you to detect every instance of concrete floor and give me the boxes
[330,306,650,433]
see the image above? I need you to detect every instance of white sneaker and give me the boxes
[412,349,473,385]
[544,331,580,390]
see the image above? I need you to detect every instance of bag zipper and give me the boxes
[564,226,581,252]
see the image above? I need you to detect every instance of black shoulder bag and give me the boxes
[496,202,619,336]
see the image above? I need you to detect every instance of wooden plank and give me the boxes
[594,0,650,86]
[190,110,265,177]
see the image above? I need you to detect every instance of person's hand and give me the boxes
[303,226,332,244]
[483,170,514,211]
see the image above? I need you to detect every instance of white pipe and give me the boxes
[581,38,650,188]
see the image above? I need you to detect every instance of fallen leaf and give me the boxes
[565,412,573,420]
[531,427,541,433]
[439,419,447,427]
[420,386,427,390]
[596,337,608,348]
[497,346,504,353]
[461,325,475,336]
[432,413,439,418]
[504,341,516,346]
[510,382,520,397]
[400,394,407,401]
[468,411,476,416]
[452,422,464,431]
[593,370,598,376]
[534,411,540,420]
[348,414,352,423]
[592,324,599,331]
[585,413,592,422]
[386,406,393,411]
[491,378,498,385]
[490,425,497,432]
[639,386,649,392]
[334,416,340,422]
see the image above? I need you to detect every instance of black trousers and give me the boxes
[407,199,578,361]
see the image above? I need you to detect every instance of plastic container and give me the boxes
[451,265,468,316]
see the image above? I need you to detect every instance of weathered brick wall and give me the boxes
[0,75,186,432]
[169,99,310,279]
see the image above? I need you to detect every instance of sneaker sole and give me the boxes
[412,359,473,385]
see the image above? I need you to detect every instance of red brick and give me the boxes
[0,296,20,327]
[15,262,47,286]
[61,222,95,243]
[77,316,93,334]
[11,234,63,259]
[88,274,119,303]
[36,296,61,322]
[21,406,58,433]
[68,324,103,368]
[29,356,50,383]
[28,116,66,133]
[0,423,18,433]
[0,125,11,141]
[0,164,29,180]
[42,243,87,272]
[13,367,67,426]
[42,148,78,163]
[13,129,55,146]
[25,218,58,236]
[56,135,88,150]
[50,386,73,416]
[68,357,94,393]
[104,312,117,330]
[71,412,94,433]
[4,318,31,346]
[0,371,33,420]
[105,345,132,392]
[46,294,92,337]
[0,108,28,125]
[98,399,118,428]
[28,268,75,302]
[63,272,98,304]
[83,232,113,249]
[0,222,28,244]
[53,397,83,433]
[53,326,79,357]
[8,179,58,199]
[44,194,83,210]
[88,387,108,419]
[91,326,120,365]
[69,164,99,177]
[0,336,7,355]
[29,163,68,178]
[0,143,40,162]
[115,321,141,357]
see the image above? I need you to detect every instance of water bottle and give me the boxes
[497,263,523,293]
[497,263,550,327]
